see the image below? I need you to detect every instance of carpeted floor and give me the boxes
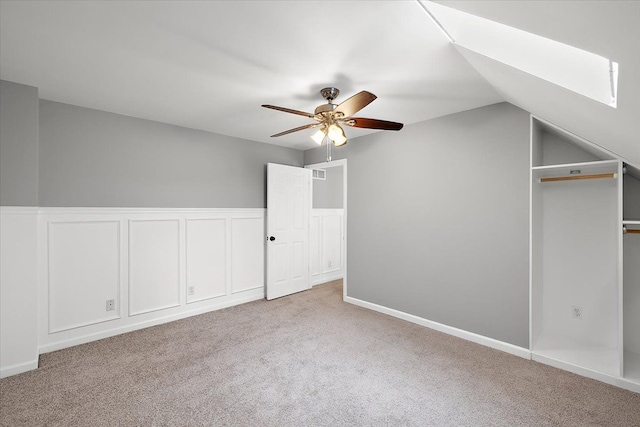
[1,280,639,426]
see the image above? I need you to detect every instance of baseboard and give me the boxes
[0,359,39,379]
[344,296,531,360]
[39,291,264,354]
[312,272,344,286]
[532,353,640,394]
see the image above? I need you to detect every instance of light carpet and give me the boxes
[1,280,639,426]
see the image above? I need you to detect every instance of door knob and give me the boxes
[268,236,276,241]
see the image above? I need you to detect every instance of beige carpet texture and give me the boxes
[1,280,639,426]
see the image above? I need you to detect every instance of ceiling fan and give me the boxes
[262,87,403,147]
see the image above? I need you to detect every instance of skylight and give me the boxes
[419,1,618,108]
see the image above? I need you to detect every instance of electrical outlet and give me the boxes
[188,286,195,296]
[106,299,115,311]
[572,306,583,320]
[328,261,332,268]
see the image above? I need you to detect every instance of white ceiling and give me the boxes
[0,0,502,150]
[1,1,637,165]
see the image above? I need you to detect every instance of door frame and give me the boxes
[304,159,348,300]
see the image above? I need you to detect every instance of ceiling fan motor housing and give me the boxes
[314,103,336,115]
[320,87,340,102]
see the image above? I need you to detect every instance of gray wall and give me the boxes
[39,100,303,207]
[624,174,640,220]
[305,102,531,347]
[0,80,39,206]
[313,165,343,209]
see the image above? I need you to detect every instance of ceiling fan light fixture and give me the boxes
[328,124,347,146]
[333,133,347,146]
[311,129,326,145]
[327,124,344,140]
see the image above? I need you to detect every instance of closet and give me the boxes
[530,116,639,391]
[623,170,640,383]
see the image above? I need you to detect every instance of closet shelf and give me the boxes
[532,159,620,171]
[532,160,619,181]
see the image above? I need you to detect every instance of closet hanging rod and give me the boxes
[539,173,617,183]
[623,226,640,235]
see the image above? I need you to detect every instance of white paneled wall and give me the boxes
[129,220,181,316]
[38,208,265,353]
[48,221,121,332]
[310,209,344,285]
[186,219,226,303]
[231,217,265,293]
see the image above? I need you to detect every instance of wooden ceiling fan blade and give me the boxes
[262,104,316,119]
[333,91,377,117]
[270,123,322,137]
[345,117,404,131]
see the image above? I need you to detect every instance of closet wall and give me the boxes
[530,116,639,392]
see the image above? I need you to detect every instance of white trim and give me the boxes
[231,284,263,295]
[344,296,531,360]
[38,207,266,216]
[39,288,264,354]
[416,0,455,43]
[312,208,344,216]
[617,160,625,377]
[0,206,39,215]
[305,159,347,169]
[312,272,344,287]
[0,359,39,379]
[532,353,640,394]
[529,114,534,353]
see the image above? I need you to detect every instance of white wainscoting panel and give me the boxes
[231,217,265,294]
[37,208,266,355]
[311,209,344,286]
[48,221,120,332]
[129,220,181,316]
[310,215,321,276]
[322,214,342,274]
[186,219,226,303]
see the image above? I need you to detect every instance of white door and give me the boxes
[266,163,311,300]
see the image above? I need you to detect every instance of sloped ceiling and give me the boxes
[435,1,640,167]
[1,1,637,163]
[0,1,502,150]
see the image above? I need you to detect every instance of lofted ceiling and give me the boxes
[434,1,640,167]
[0,1,637,165]
[0,0,501,150]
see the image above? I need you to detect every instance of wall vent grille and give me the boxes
[312,169,326,180]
